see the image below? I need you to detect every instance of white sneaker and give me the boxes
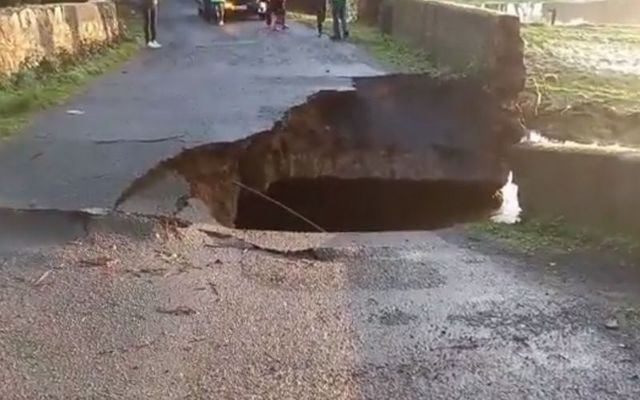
[147,41,162,49]
[218,20,224,26]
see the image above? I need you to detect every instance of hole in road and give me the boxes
[235,177,503,232]
[117,74,525,231]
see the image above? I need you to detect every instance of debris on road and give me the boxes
[65,109,85,115]
[125,267,168,277]
[32,270,52,286]
[605,318,620,330]
[155,250,179,263]
[208,281,219,296]
[155,305,197,316]
[78,256,116,268]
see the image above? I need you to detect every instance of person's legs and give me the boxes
[316,1,326,36]
[331,4,341,39]
[316,9,324,37]
[339,4,348,37]
[281,0,287,28]
[214,3,224,25]
[149,5,158,42]
[204,0,212,22]
[143,6,151,43]
[266,0,272,26]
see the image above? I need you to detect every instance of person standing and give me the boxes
[143,0,161,48]
[316,0,326,37]
[266,0,287,30]
[211,0,225,26]
[331,0,348,40]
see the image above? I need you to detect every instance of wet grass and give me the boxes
[468,218,640,257]
[0,10,142,139]
[519,24,640,146]
[521,24,640,113]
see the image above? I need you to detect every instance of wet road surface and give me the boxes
[0,0,381,212]
[1,215,640,399]
[1,1,640,398]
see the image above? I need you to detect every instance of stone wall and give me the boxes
[380,0,525,100]
[0,0,120,77]
[357,0,383,24]
[511,144,640,235]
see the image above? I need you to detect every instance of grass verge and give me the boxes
[290,12,439,74]
[468,218,640,258]
[520,24,640,113]
[518,24,640,146]
[0,10,142,139]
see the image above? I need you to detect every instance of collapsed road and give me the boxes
[2,0,640,398]
[116,74,522,229]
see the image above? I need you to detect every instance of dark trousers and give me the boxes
[144,5,158,43]
[214,3,224,22]
[206,2,224,22]
[332,2,348,39]
[266,0,285,26]
[317,1,326,36]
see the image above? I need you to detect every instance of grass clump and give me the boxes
[469,218,640,257]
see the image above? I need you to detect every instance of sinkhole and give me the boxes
[234,177,505,232]
[117,74,524,232]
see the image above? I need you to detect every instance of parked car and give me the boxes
[196,0,267,22]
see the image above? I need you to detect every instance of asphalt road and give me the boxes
[0,0,381,212]
[2,2,640,399]
[1,214,640,399]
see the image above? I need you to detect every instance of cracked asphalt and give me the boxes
[1,1,640,398]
